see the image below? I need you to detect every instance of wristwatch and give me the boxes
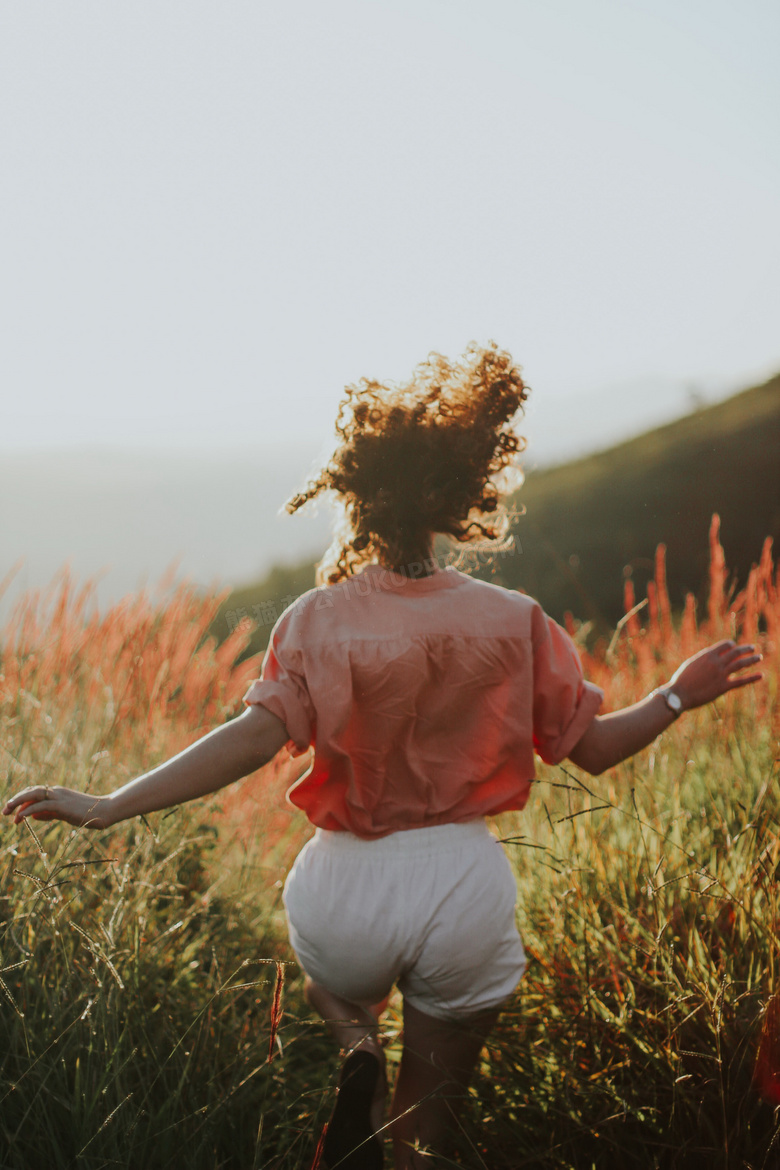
[655,685,683,718]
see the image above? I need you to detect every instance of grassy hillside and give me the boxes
[495,370,780,628]
[211,370,779,653]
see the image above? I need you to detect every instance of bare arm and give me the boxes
[2,705,291,830]
[567,640,763,776]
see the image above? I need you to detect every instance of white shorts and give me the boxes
[283,819,526,1021]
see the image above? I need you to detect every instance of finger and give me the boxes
[727,653,763,674]
[724,644,757,660]
[12,800,40,823]
[4,786,51,812]
[3,792,34,813]
[13,799,54,824]
[724,672,763,691]
[9,800,37,818]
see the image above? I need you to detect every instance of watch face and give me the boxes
[666,690,682,713]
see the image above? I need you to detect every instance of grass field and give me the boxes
[0,517,778,1169]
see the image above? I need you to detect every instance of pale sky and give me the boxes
[2,0,778,455]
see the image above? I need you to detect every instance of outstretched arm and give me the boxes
[2,704,291,830]
[567,640,763,776]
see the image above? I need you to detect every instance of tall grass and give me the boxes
[0,516,777,1168]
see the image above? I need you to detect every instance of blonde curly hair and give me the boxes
[286,341,529,584]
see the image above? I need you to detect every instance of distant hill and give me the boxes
[211,371,780,657]
[495,370,779,628]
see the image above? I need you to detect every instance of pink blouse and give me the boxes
[243,562,603,840]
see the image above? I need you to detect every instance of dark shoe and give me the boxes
[321,1050,384,1169]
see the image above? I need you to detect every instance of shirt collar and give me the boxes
[355,562,463,593]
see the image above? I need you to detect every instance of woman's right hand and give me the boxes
[2,785,112,829]
[668,640,763,711]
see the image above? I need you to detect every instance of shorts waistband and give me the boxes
[311,819,492,856]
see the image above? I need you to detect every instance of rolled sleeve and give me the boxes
[243,616,314,756]
[531,608,603,766]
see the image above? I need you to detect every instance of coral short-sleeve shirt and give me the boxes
[243,562,603,840]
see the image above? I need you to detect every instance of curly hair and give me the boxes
[286,342,529,585]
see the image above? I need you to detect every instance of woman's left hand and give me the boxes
[668,640,763,711]
[2,785,111,829]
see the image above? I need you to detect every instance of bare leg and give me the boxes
[304,976,388,1132]
[390,999,501,1169]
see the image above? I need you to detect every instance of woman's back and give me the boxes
[244,560,603,838]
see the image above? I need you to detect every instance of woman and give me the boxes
[2,343,762,1169]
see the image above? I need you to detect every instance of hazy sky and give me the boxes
[2,0,779,453]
